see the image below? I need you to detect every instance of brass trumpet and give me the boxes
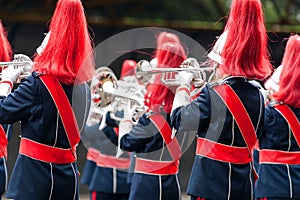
[135,58,213,86]
[90,67,146,122]
[0,55,35,81]
[0,61,34,67]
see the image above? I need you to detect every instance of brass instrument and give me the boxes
[135,57,212,86]
[90,66,146,123]
[0,54,35,81]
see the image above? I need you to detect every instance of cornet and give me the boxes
[0,54,35,81]
[90,66,146,122]
[135,58,213,87]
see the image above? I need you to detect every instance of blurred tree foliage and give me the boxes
[0,0,299,32]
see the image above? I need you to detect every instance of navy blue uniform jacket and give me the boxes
[117,109,192,200]
[86,124,131,195]
[256,103,300,199]
[0,124,11,197]
[171,77,264,200]
[0,72,90,200]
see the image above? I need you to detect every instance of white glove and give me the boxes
[176,71,193,86]
[118,100,137,135]
[117,118,133,158]
[98,105,111,131]
[0,65,23,96]
[119,119,133,139]
[13,54,34,72]
[2,65,24,83]
[171,85,190,114]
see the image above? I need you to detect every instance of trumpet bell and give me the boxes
[90,66,147,123]
[91,67,118,108]
[135,60,153,85]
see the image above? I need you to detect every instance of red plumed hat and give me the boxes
[155,32,181,59]
[33,0,95,85]
[272,35,300,107]
[120,59,137,79]
[156,32,180,49]
[0,20,12,63]
[145,42,187,113]
[209,0,272,80]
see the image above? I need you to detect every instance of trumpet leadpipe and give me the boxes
[139,67,212,75]
[0,61,36,67]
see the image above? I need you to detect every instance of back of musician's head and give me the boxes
[120,59,136,79]
[219,0,272,80]
[154,32,181,59]
[145,42,187,113]
[33,0,95,85]
[156,32,180,49]
[0,20,12,62]
[156,42,186,69]
[272,35,300,107]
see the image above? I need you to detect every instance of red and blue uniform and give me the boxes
[171,77,265,200]
[256,102,300,199]
[0,124,11,198]
[81,110,131,200]
[0,72,90,200]
[116,109,190,200]
[88,124,131,200]
[80,148,99,188]
[80,126,102,188]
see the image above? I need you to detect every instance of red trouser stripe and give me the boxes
[0,125,7,158]
[19,138,76,164]
[134,158,179,175]
[91,191,97,200]
[259,149,300,164]
[96,152,130,169]
[196,137,252,164]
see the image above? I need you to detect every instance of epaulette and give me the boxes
[268,100,282,108]
[248,80,264,89]
[207,80,225,88]
[144,111,155,119]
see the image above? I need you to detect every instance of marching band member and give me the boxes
[126,31,183,188]
[0,19,13,199]
[81,59,137,200]
[255,34,300,200]
[80,128,101,195]
[116,41,187,200]
[0,0,95,199]
[171,0,273,199]
[85,120,131,200]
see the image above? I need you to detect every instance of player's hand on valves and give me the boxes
[13,54,34,72]
[119,102,137,137]
[124,101,139,122]
[176,71,194,87]
[2,65,24,83]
